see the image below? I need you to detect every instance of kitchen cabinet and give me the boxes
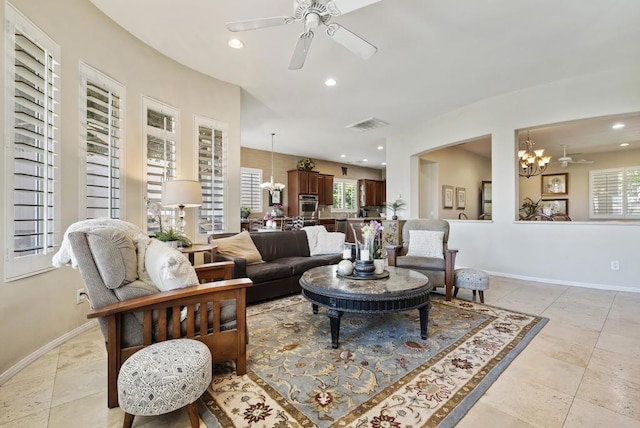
[358,179,386,207]
[318,218,336,232]
[317,174,334,205]
[288,170,318,195]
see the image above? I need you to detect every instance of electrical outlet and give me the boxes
[76,288,87,305]
[611,261,619,270]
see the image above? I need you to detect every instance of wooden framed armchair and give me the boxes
[67,228,253,408]
[386,219,458,301]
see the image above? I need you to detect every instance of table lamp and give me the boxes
[161,180,203,233]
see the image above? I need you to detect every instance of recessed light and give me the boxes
[377,145,384,150]
[324,78,337,87]
[612,123,625,129]
[620,143,630,147]
[362,159,368,162]
[228,39,244,49]
[340,154,346,158]
[381,162,386,166]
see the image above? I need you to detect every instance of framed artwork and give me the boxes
[442,185,454,209]
[541,199,569,216]
[268,189,282,206]
[541,173,568,196]
[456,187,466,209]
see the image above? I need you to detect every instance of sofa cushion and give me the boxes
[395,255,445,271]
[273,256,335,275]
[406,230,444,259]
[211,231,264,265]
[245,262,292,284]
[250,230,310,261]
[86,228,138,289]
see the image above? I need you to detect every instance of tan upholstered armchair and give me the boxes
[66,226,252,408]
[386,219,458,301]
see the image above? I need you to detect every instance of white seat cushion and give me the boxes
[454,268,490,291]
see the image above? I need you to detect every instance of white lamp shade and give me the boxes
[161,180,203,207]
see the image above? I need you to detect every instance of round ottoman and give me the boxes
[118,339,212,428]
[453,268,489,303]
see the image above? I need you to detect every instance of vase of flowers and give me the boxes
[353,221,385,275]
[265,214,275,229]
[272,203,283,217]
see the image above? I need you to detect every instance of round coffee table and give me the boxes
[300,265,432,348]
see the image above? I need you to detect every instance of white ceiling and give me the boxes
[90,0,640,168]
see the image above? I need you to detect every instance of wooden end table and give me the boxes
[299,265,432,348]
[180,243,217,265]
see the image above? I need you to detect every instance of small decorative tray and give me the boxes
[337,270,390,280]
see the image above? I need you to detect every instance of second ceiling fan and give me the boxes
[226,0,380,70]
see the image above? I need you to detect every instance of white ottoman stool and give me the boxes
[453,268,490,303]
[118,339,212,428]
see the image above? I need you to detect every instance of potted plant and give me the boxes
[241,207,251,219]
[520,197,541,219]
[154,227,192,248]
[386,198,406,220]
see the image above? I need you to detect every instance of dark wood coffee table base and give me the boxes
[300,266,432,349]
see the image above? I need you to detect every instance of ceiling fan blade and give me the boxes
[289,31,314,70]
[226,16,293,32]
[325,23,377,60]
[326,0,382,16]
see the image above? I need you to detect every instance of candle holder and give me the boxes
[353,259,375,277]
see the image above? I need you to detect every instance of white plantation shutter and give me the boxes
[241,168,262,213]
[332,179,357,212]
[80,64,124,219]
[196,117,227,235]
[143,97,179,232]
[5,5,61,280]
[589,167,640,219]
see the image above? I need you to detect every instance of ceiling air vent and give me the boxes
[345,117,389,132]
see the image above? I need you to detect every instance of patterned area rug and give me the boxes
[199,293,548,427]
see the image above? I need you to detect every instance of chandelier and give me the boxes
[518,130,551,178]
[260,133,286,193]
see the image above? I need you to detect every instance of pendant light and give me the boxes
[259,133,286,193]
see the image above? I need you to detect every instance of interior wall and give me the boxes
[420,146,491,220]
[386,66,640,291]
[0,0,241,377]
[518,147,640,221]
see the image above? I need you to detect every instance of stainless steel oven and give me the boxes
[298,194,319,219]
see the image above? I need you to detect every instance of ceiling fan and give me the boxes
[556,144,595,168]
[226,0,380,70]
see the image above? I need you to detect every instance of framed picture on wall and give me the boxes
[541,173,568,196]
[456,187,466,209]
[269,189,282,206]
[541,199,569,216]
[442,185,454,209]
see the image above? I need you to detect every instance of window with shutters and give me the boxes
[589,167,640,219]
[241,168,263,213]
[332,179,357,212]
[4,4,61,281]
[143,97,179,233]
[80,63,124,219]
[195,116,227,235]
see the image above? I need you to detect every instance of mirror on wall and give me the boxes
[517,112,640,222]
[419,135,492,220]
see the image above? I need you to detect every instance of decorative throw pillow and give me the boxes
[86,228,138,289]
[144,239,199,292]
[311,231,345,256]
[210,231,264,265]
[406,230,444,259]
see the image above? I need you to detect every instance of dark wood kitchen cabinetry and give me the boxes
[288,170,318,195]
[358,179,386,207]
[317,174,334,205]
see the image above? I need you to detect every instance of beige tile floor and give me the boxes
[1,277,639,427]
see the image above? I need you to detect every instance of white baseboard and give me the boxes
[0,320,98,386]
[484,270,640,293]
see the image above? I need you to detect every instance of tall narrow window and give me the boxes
[80,64,124,219]
[196,116,227,235]
[5,4,61,280]
[143,97,179,233]
[241,168,263,213]
[590,167,640,219]
[332,179,357,212]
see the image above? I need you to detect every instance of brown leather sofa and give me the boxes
[213,230,343,303]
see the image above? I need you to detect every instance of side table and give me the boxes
[180,243,217,265]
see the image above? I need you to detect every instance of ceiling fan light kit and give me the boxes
[226,0,379,70]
